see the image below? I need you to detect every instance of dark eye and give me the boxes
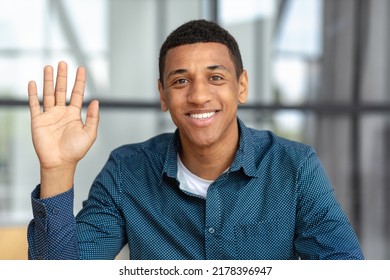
[210,75,223,81]
[174,78,189,84]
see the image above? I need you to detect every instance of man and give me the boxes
[27,19,364,259]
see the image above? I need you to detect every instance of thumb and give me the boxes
[84,99,99,141]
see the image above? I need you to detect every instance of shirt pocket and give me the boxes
[234,219,295,260]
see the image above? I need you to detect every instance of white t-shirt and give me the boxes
[177,155,213,199]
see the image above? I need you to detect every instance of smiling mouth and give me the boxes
[189,111,217,119]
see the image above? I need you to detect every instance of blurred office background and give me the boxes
[0,0,389,259]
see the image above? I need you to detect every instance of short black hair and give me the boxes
[158,19,243,86]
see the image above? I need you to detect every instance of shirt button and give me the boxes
[37,211,45,218]
[52,208,59,215]
[208,227,215,234]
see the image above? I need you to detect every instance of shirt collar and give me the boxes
[162,118,259,181]
[162,130,181,179]
[230,118,259,178]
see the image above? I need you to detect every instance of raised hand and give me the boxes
[28,61,99,198]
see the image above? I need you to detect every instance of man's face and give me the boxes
[158,42,248,150]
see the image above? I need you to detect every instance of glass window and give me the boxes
[1,0,389,260]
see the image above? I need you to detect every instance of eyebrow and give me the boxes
[207,65,231,72]
[167,68,187,79]
[167,65,231,79]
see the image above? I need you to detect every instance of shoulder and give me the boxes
[249,126,313,152]
[245,126,316,170]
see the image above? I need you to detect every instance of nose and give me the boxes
[187,79,212,105]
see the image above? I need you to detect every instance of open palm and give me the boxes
[28,61,99,170]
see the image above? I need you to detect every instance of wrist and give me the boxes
[40,165,76,198]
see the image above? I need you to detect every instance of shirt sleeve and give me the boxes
[294,151,364,259]
[27,185,79,260]
[27,150,127,260]
[75,150,127,259]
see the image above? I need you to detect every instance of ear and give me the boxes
[158,79,168,112]
[238,69,248,104]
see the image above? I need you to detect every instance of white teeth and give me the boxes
[189,112,216,119]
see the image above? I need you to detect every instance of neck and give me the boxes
[179,131,239,181]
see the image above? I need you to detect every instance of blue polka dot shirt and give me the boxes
[28,119,364,260]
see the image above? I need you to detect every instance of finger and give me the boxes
[69,66,86,109]
[83,100,100,141]
[28,81,41,118]
[43,65,55,110]
[55,61,68,106]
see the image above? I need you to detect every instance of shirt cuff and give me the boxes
[31,184,75,220]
